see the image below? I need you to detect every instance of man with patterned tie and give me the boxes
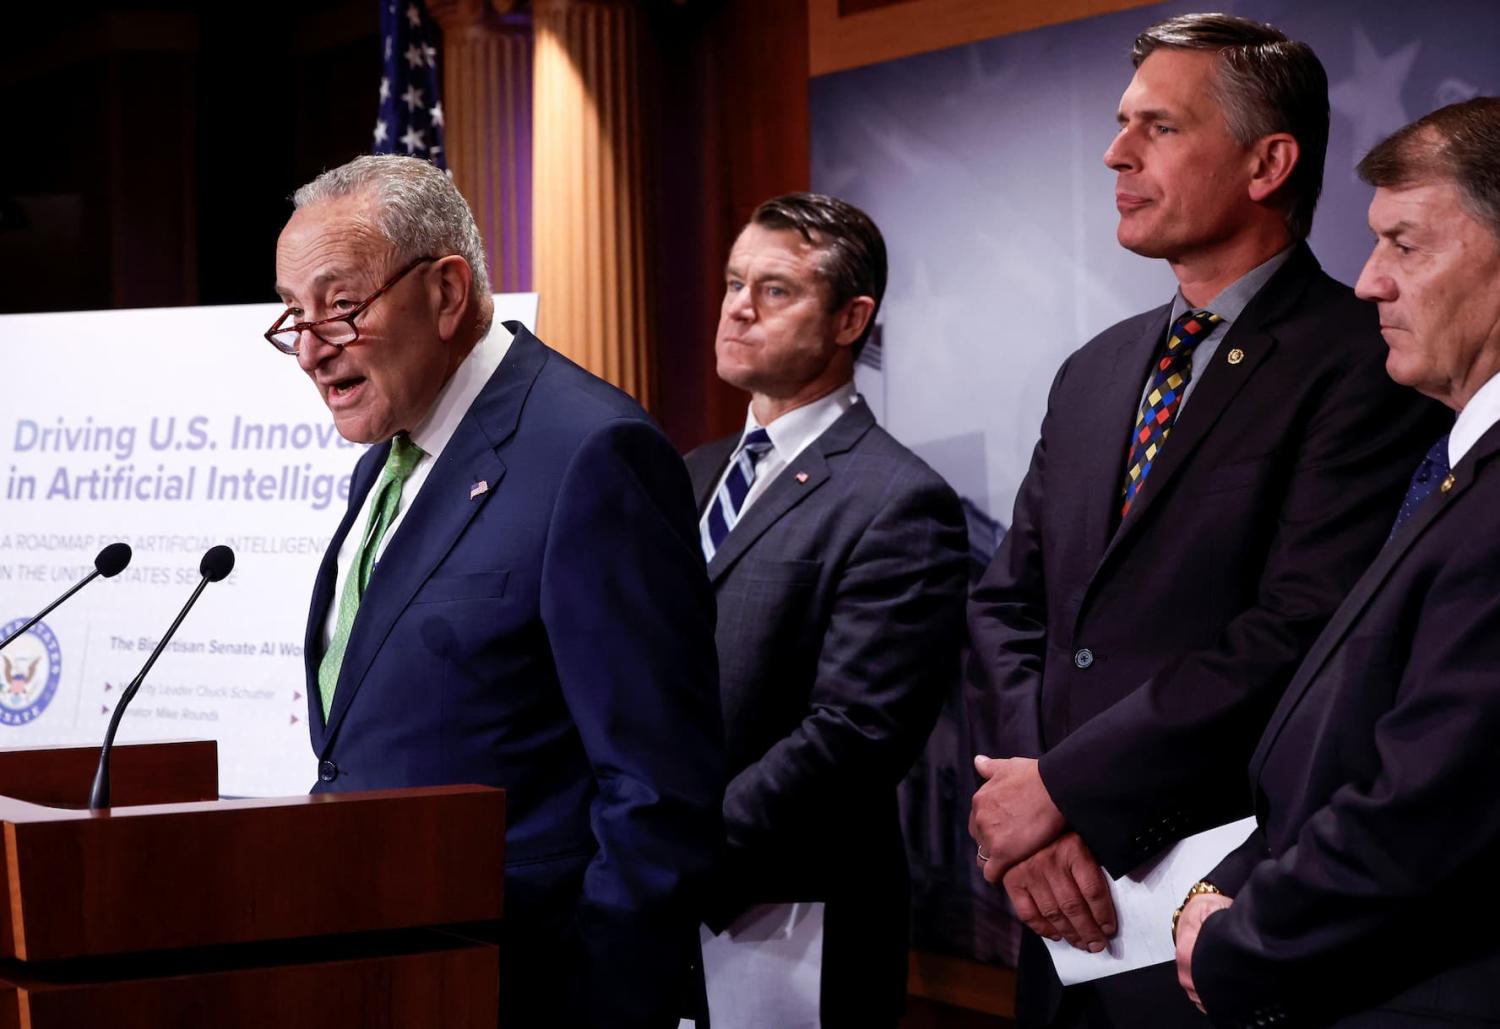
[965,14,1447,1028]
[273,154,724,1028]
[683,193,968,1027]
[1174,95,1500,1029]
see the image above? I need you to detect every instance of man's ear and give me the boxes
[1248,133,1300,205]
[832,296,876,348]
[432,255,475,340]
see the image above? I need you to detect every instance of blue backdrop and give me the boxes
[810,0,1500,963]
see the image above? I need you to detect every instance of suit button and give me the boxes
[1073,648,1094,669]
[318,759,338,782]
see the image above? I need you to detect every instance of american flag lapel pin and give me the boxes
[795,472,809,484]
[469,480,489,500]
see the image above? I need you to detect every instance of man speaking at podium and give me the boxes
[270,154,724,1027]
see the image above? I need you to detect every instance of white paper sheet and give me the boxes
[1043,817,1256,985]
[687,901,825,1029]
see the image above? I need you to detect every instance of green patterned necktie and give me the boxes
[318,433,424,719]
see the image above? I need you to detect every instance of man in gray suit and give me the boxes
[684,193,968,1027]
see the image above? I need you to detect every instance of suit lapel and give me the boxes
[705,402,875,583]
[1079,306,1170,564]
[319,324,547,748]
[305,446,382,746]
[1249,422,1494,781]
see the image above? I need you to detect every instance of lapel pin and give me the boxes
[795,472,810,484]
[469,480,489,500]
[1227,348,1245,365]
[1440,474,1456,493]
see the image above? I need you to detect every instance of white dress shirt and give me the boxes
[701,381,859,534]
[1449,369,1500,467]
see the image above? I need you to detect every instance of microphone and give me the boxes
[89,546,235,810]
[0,543,132,651]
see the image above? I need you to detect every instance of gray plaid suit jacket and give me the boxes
[685,398,968,1026]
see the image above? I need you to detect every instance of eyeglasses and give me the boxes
[264,256,436,355]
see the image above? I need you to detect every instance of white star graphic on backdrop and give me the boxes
[422,43,438,67]
[400,126,427,153]
[373,119,389,146]
[429,102,444,128]
[401,85,424,111]
[379,76,391,103]
[406,3,422,28]
[384,35,392,60]
[1330,27,1421,163]
[405,43,424,69]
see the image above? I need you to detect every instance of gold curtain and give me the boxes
[429,0,533,293]
[531,0,653,408]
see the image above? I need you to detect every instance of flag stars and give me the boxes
[373,119,390,145]
[423,43,438,67]
[406,3,422,28]
[401,84,425,111]
[379,76,391,103]
[400,126,427,153]
[405,43,425,69]
[429,102,444,127]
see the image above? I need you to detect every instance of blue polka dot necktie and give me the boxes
[701,428,773,562]
[1387,434,1451,543]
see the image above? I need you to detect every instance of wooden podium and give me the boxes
[0,741,505,1028]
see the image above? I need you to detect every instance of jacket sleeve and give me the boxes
[1039,350,1446,875]
[965,356,1072,760]
[541,416,726,1028]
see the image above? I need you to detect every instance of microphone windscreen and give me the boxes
[95,542,133,578]
[199,545,236,582]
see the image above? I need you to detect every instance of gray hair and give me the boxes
[1358,97,1500,241]
[293,154,492,307]
[1133,12,1329,241]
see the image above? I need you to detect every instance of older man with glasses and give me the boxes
[270,153,725,1028]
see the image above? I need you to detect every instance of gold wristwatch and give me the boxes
[1171,880,1222,941]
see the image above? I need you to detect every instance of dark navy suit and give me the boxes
[1193,419,1500,1028]
[303,324,725,1027]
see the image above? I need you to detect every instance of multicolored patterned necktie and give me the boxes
[1120,309,1223,518]
[701,427,773,562]
[318,432,424,719]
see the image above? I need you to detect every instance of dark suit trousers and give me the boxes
[1017,934,1209,1029]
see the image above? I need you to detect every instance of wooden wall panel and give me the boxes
[809,0,1161,76]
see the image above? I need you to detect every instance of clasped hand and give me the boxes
[969,755,1118,952]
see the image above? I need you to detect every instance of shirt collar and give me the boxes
[1449,370,1500,467]
[1169,244,1297,325]
[739,381,859,460]
[407,321,515,461]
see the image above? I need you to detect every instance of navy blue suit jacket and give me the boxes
[303,324,725,1026]
[1193,420,1500,1028]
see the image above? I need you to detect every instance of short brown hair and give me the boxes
[1357,97,1500,239]
[1133,12,1329,241]
[750,192,887,353]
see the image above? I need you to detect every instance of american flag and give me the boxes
[373,1,447,169]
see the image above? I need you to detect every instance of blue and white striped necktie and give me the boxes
[702,427,774,562]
